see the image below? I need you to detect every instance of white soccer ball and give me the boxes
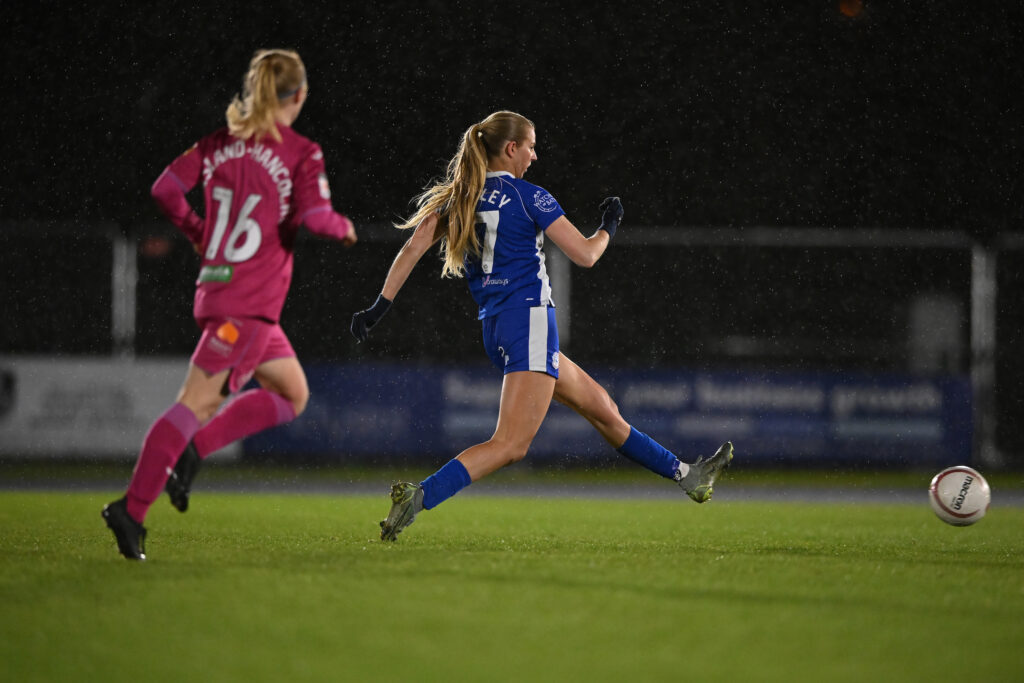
[928,466,991,526]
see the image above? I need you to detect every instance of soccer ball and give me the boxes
[928,466,991,526]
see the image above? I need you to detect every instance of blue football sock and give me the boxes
[421,458,472,510]
[616,427,681,480]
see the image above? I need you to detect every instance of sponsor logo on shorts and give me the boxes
[207,337,233,356]
[551,352,560,370]
[533,190,558,213]
[206,320,239,356]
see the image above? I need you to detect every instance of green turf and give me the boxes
[5,457,1024,492]
[1,491,1022,682]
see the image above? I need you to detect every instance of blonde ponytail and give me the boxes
[226,49,306,143]
[398,111,534,278]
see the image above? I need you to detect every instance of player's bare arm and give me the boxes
[380,212,444,300]
[545,215,609,268]
[350,213,444,342]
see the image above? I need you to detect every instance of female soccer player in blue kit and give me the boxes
[351,110,733,541]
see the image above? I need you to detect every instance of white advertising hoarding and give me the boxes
[0,356,239,459]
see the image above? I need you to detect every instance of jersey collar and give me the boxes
[485,171,514,178]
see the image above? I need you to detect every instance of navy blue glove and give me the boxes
[351,294,393,342]
[598,196,623,238]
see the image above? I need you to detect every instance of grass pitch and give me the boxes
[1,489,1022,682]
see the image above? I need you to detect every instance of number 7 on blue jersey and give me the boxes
[476,211,499,274]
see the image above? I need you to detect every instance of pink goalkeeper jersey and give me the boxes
[151,125,353,323]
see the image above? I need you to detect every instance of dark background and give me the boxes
[3,2,1021,231]
[2,1,1022,458]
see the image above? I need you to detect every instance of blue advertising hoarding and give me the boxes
[244,363,972,467]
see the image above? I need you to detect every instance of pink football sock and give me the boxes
[126,403,199,523]
[192,389,297,459]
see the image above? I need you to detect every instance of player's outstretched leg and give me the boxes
[677,441,734,503]
[101,497,147,560]
[165,441,201,513]
[380,482,424,541]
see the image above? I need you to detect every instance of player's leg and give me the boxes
[445,306,559,485]
[102,363,227,559]
[454,369,556,480]
[380,306,559,541]
[553,353,677,477]
[191,356,307,458]
[130,363,227,519]
[551,353,631,447]
[254,355,310,415]
[166,324,300,512]
[380,369,556,541]
[191,324,304,459]
[553,353,734,501]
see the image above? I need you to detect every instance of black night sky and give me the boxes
[4,2,1021,233]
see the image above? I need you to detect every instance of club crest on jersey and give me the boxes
[533,190,558,213]
[318,173,331,199]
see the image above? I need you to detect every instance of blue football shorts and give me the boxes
[480,305,560,378]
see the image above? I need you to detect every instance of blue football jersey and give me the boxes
[465,171,566,319]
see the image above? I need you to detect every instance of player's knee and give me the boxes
[503,440,532,465]
[191,399,222,424]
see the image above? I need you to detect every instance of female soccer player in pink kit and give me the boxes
[102,49,357,560]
